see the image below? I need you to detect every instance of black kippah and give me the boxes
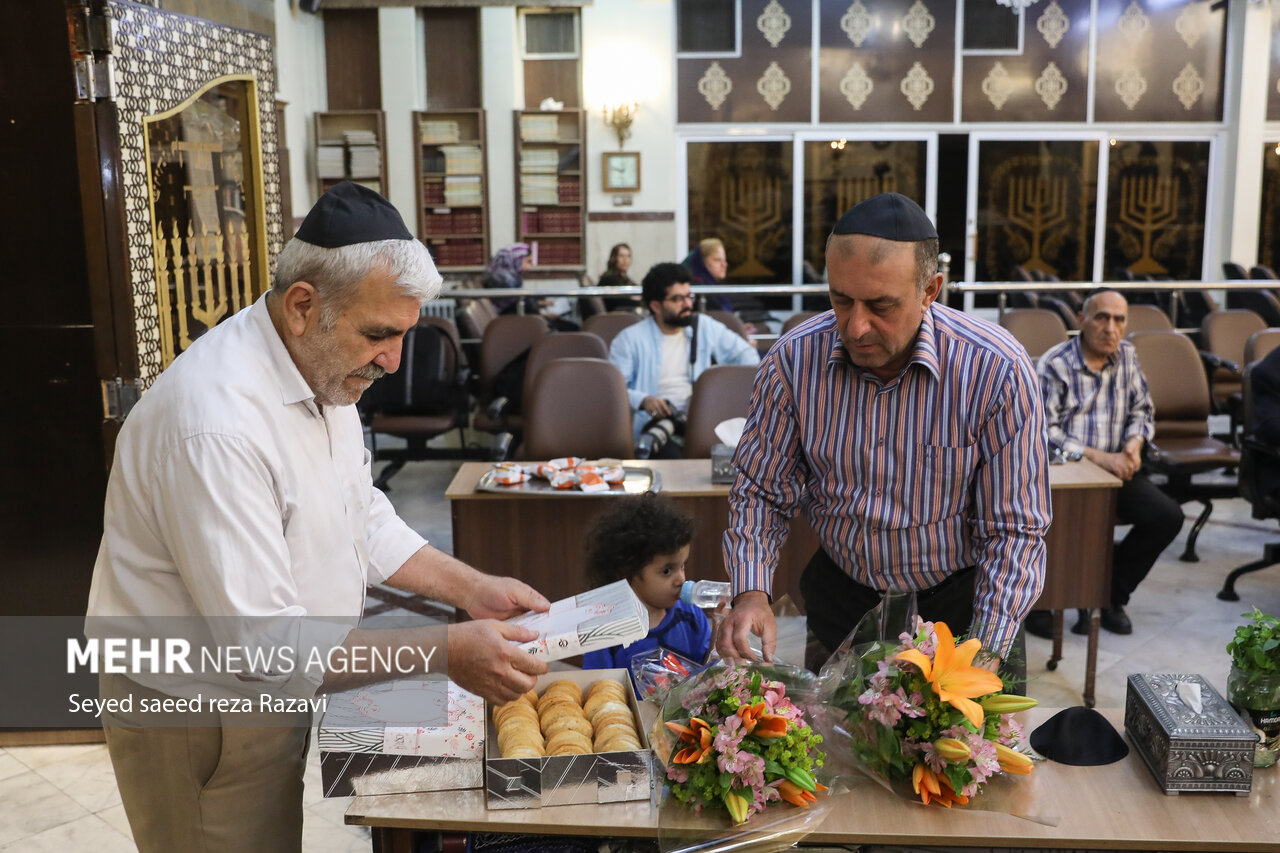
[831,192,937,241]
[294,181,414,248]
[1029,706,1129,766]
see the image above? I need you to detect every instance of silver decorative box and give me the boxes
[1124,673,1258,795]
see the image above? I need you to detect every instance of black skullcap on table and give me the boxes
[294,181,413,248]
[831,192,938,241]
[1029,706,1129,766]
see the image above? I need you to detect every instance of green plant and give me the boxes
[1226,608,1280,678]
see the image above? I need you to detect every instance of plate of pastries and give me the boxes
[493,678,644,758]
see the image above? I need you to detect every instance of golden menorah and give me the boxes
[836,174,898,214]
[1118,173,1179,275]
[1006,175,1068,275]
[719,174,783,279]
[153,217,255,367]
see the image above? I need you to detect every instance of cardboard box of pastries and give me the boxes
[485,669,654,809]
[509,580,648,661]
[318,679,484,797]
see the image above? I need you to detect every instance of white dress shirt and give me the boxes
[86,295,427,699]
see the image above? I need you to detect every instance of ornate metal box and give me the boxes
[1124,673,1258,795]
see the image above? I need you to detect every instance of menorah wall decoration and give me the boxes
[1117,172,1179,275]
[152,217,257,367]
[719,174,784,279]
[1006,174,1069,275]
[836,174,898,216]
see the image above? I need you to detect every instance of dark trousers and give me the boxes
[800,547,1026,693]
[1112,473,1185,607]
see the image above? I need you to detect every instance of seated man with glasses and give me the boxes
[609,262,760,457]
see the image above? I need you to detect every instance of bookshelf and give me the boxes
[313,109,388,198]
[414,109,490,273]
[514,108,585,271]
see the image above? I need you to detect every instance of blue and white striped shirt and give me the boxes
[724,304,1050,657]
[1037,337,1154,457]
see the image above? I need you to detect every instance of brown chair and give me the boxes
[1124,304,1173,334]
[706,310,752,342]
[364,316,479,488]
[1201,309,1265,412]
[998,308,1068,359]
[1246,329,1280,365]
[1226,290,1280,327]
[455,297,498,369]
[1129,329,1240,561]
[683,365,758,458]
[583,311,644,348]
[780,311,821,336]
[1219,362,1280,600]
[517,358,635,461]
[471,314,549,439]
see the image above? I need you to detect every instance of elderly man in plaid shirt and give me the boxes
[1028,288,1184,638]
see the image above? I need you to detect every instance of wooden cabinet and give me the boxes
[313,109,387,198]
[514,109,585,271]
[414,109,489,272]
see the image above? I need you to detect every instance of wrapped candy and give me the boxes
[491,467,528,486]
[549,470,579,490]
[548,456,584,471]
[597,464,625,484]
[578,472,609,493]
[534,463,559,480]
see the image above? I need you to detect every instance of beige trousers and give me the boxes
[100,674,310,853]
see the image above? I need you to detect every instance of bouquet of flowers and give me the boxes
[653,662,827,825]
[824,616,1037,808]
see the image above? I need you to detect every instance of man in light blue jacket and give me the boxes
[609,262,760,455]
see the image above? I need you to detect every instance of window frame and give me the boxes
[674,0,742,59]
[518,8,581,61]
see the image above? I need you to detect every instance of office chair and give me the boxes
[780,311,821,336]
[1223,261,1250,280]
[999,308,1069,359]
[1124,304,1174,334]
[582,311,643,348]
[1246,329,1280,365]
[1129,330,1241,561]
[471,314,549,443]
[1219,362,1280,600]
[517,358,635,461]
[683,365,759,458]
[1225,290,1280,327]
[1201,310,1265,429]
[1250,265,1277,281]
[706,310,752,342]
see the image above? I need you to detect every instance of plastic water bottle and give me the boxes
[680,580,731,609]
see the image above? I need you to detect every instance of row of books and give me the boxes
[439,145,482,175]
[519,149,561,174]
[428,239,486,268]
[317,144,346,179]
[444,175,482,206]
[530,238,581,267]
[422,209,484,235]
[519,113,561,142]
[521,208,580,235]
[519,173,559,206]
[348,145,382,179]
[344,129,378,146]
[557,175,581,204]
[419,119,461,145]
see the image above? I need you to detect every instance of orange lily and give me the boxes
[995,743,1034,775]
[737,701,789,739]
[934,737,971,763]
[665,717,714,764]
[777,779,816,807]
[723,788,751,824]
[895,621,1003,729]
[913,764,970,807]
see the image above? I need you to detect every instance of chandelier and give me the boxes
[994,0,1038,13]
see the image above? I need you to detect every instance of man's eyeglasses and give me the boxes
[664,294,695,305]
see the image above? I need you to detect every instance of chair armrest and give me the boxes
[487,396,510,421]
[635,433,656,459]
[1197,350,1239,374]
[489,432,513,462]
[1142,440,1165,464]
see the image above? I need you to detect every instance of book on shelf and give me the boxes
[348,145,382,178]
[344,129,378,146]
[317,145,346,179]
[519,113,560,142]
[519,149,560,173]
[420,120,461,145]
[444,175,482,206]
[440,145,482,175]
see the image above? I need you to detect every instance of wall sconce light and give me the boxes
[602,101,638,150]
[829,138,847,151]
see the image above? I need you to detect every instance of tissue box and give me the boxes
[484,669,654,809]
[710,443,735,484]
[1124,673,1258,795]
[318,679,484,797]
[508,580,648,661]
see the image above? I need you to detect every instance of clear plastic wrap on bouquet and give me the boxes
[646,660,840,853]
[812,593,1059,826]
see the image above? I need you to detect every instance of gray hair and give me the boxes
[825,233,939,294]
[272,238,442,328]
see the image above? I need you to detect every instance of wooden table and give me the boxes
[447,459,1120,704]
[347,707,1280,851]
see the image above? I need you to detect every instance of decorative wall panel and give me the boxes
[110,0,282,387]
[819,0,955,122]
[1094,0,1224,122]
[962,0,1089,122]
[1102,140,1208,281]
[677,0,811,123]
[802,140,927,273]
[1260,144,1280,271]
[687,141,793,285]
[975,140,1098,282]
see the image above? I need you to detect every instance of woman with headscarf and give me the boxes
[681,237,734,311]
[598,242,640,311]
[482,242,537,315]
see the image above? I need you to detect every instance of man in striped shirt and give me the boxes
[1029,289,1183,637]
[717,194,1050,677]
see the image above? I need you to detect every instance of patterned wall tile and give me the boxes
[109,0,281,387]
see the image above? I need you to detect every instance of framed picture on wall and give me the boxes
[602,152,640,192]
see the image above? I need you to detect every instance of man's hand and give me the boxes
[1085,447,1138,481]
[715,591,776,662]
[447,620,548,704]
[463,576,550,621]
[640,396,673,419]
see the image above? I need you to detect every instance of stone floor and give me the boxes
[5,457,1279,851]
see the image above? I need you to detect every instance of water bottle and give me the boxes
[680,580,731,609]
